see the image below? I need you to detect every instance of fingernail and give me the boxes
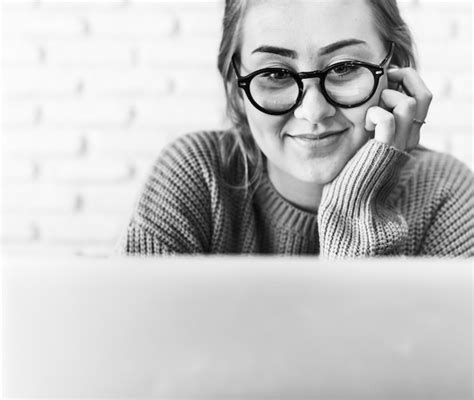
[387,67,399,73]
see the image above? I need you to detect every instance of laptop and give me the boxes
[2,256,473,399]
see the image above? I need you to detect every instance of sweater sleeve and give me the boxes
[115,134,213,255]
[418,159,474,257]
[318,139,411,258]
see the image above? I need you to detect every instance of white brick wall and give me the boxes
[1,0,473,257]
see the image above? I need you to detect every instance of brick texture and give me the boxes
[1,0,472,256]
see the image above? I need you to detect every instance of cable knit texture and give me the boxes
[116,130,474,257]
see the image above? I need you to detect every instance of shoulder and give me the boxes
[399,145,473,198]
[157,130,227,171]
[137,129,240,206]
[130,130,230,232]
[145,129,239,188]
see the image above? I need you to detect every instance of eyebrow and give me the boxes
[251,39,367,59]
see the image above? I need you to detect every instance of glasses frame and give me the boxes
[231,42,395,116]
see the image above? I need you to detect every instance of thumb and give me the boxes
[365,106,396,145]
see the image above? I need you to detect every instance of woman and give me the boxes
[117,0,474,257]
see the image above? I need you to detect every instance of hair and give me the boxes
[217,0,416,192]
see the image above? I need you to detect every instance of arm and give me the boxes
[316,65,435,258]
[115,135,212,255]
[318,139,411,257]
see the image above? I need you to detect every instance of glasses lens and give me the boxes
[325,64,375,105]
[249,71,299,113]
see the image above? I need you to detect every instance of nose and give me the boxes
[293,81,336,123]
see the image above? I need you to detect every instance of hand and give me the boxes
[365,67,433,152]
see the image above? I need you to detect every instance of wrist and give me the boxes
[321,139,411,214]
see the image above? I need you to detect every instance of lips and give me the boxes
[289,128,348,140]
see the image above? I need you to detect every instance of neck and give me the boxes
[267,162,323,213]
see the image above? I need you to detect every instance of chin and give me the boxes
[292,157,348,185]
[292,166,342,185]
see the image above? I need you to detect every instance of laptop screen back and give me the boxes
[2,256,473,399]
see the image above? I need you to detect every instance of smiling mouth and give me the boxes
[289,129,348,140]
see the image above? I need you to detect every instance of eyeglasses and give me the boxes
[231,42,395,115]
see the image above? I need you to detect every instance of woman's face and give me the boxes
[238,0,389,185]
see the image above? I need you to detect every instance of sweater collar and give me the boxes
[255,170,319,237]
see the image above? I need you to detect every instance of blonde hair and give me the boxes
[217,0,416,192]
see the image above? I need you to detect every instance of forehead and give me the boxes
[240,0,382,54]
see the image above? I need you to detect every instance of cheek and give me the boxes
[244,100,287,138]
[341,76,388,135]
[339,106,370,134]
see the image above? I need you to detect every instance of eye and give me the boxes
[260,70,293,81]
[331,64,358,76]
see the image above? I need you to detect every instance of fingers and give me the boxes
[371,67,433,151]
[365,106,396,145]
[380,89,418,150]
[366,89,418,151]
[387,67,433,123]
[365,68,432,152]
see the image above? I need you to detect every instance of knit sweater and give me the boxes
[116,130,474,257]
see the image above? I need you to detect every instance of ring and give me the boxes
[413,118,426,125]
